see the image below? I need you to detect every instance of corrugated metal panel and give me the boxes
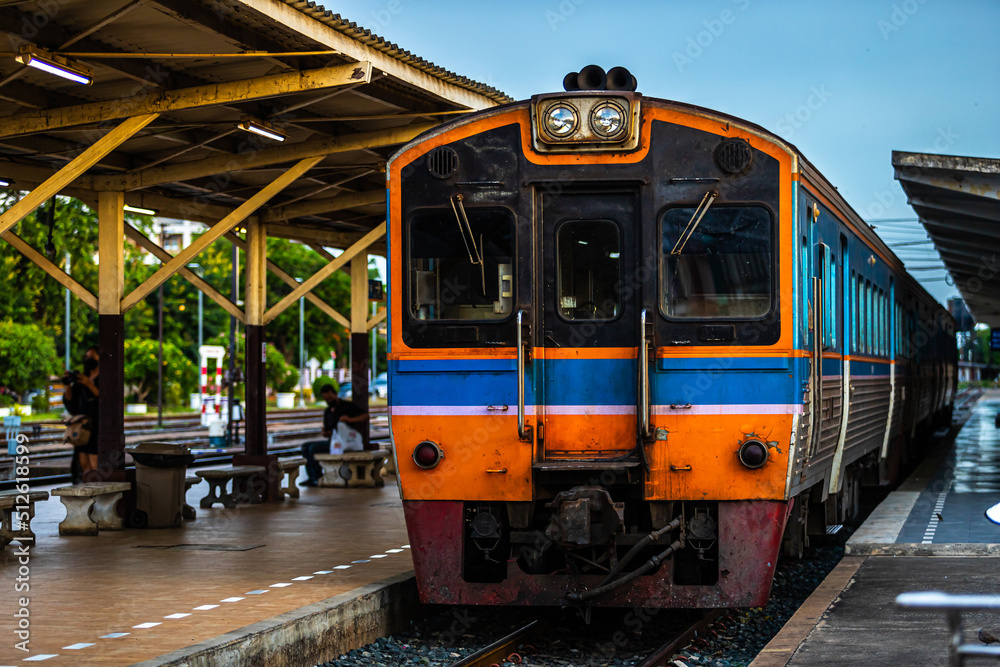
[281,0,513,104]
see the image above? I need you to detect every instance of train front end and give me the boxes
[388,72,799,608]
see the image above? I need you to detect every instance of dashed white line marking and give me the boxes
[164,613,191,619]
[313,570,334,575]
[333,565,351,570]
[370,554,388,559]
[100,633,130,639]
[385,549,404,553]
[270,583,293,587]
[246,589,269,594]
[132,622,161,629]
[292,576,313,581]
[23,655,58,662]
[922,490,950,544]
[221,597,244,603]
[62,643,95,650]
[351,559,370,564]
[193,605,218,611]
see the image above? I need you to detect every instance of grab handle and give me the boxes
[639,309,652,438]
[517,309,531,441]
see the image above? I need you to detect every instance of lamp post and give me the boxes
[64,252,71,370]
[298,293,306,407]
[157,226,164,428]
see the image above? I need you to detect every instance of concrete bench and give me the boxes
[183,476,200,520]
[0,489,48,548]
[52,482,131,535]
[277,457,305,499]
[315,450,391,488]
[196,466,267,509]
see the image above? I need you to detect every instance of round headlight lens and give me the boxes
[545,104,578,137]
[591,102,625,137]
[413,440,443,469]
[738,439,769,469]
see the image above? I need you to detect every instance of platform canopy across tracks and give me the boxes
[893,151,1000,327]
[0,0,510,495]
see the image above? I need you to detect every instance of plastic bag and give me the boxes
[338,422,364,452]
[329,428,343,455]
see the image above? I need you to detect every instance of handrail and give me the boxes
[517,309,531,441]
[896,591,1000,666]
[639,308,651,438]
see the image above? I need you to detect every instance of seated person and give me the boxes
[300,383,368,487]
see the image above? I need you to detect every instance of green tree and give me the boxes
[0,320,59,401]
[123,337,197,405]
[0,194,158,360]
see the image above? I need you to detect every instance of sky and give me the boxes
[331,0,1000,305]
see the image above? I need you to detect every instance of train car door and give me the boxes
[537,189,639,459]
[807,220,844,465]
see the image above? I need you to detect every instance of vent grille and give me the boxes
[427,146,459,179]
[714,138,753,175]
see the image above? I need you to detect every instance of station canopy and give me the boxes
[894,151,1000,326]
[0,0,511,248]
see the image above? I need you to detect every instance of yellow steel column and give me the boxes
[96,191,127,480]
[350,254,371,448]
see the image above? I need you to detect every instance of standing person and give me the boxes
[299,383,368,487]
[63,346,100,477]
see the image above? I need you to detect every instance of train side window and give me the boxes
[407,207,514,321]
[661,205,773,319]
[850,272,857,353]
[801,237,809,346]
[877,290,884,356]
[864,280,871,354]
[823,248,836,348]
[557,219,621,321]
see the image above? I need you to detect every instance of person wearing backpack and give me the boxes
[63,346,100,477]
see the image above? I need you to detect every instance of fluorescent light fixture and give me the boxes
[15,46,92,85]
[0,179,9,187]
[123,204,157,216]
[237,118,286,142]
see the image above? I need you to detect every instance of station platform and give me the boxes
[0,472,416,666]
[752,391,1000,666]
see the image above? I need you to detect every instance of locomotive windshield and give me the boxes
[408,207,514,321]
[660,205,772,319]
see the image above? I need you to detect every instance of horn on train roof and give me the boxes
[563,65,637,92]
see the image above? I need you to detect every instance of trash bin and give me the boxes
[125,442,195,528]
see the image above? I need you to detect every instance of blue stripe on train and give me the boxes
[391,357,796,406]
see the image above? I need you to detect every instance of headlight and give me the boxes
[590,102,625,137]
[544,104,578,137]
[412,440,444,469]
[737,438,769,469]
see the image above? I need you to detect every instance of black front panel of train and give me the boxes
[400,124,522,348]
[399,117,782,349]
[648,120,782,346]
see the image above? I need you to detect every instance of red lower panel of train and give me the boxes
[403,499,791,608]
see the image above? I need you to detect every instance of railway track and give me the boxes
[445,610,727,667]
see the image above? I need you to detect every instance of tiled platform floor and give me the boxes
[0,475,411,665]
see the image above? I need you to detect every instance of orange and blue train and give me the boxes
[386,66,957,608]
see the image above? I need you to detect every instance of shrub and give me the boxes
[311,375,338,397]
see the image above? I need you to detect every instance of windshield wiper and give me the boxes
[670,189,719,255]
[449,193,486,293]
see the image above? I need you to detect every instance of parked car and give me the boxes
[336,375,386,401]
[372,372,388,399]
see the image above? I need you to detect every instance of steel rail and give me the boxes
[449,619,543,667]
[634,610,725,667]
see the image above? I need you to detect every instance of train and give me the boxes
[386,65,957,608]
